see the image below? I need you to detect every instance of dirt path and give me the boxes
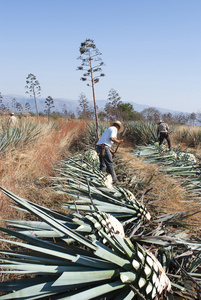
[118,147,201,233]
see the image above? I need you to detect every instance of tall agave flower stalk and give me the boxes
[44,151,151,226]
[0,187,171,300]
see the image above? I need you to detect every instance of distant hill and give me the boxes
[2,94,186,116]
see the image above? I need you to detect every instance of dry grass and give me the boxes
[118,147,201,232]
[0,119,87,223]
[0,119,200,230]
[171,125,201,153]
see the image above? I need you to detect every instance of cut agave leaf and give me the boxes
[0,187,171,300]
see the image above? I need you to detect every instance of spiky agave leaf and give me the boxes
[0,186,171,300]
[0,120,45,153]
[126,121,159,145]
[4,208,125,246]
[44,152,151,224]
[81,121,108,147]
[132,143,201,202]
[133,143,198,167]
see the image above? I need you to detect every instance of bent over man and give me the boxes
[96,121,124,184]
[157,120,171,150]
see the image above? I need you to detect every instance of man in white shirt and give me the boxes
[96,121,124,184]
[8,113,18,126]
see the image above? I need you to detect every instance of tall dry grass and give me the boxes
[171,125,201,153]
[0,119,87,222]
[0,118,200,227]
[117,148,201,231]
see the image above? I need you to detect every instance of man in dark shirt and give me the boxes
[157,120,171,150]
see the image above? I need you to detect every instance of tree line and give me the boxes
[76,89,200,126]
[0,38,200,125]
[0,86,200,126]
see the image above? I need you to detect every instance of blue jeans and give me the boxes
[96,145,117,184]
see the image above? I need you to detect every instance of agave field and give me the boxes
[0,120,200,299]
[132,142,201,204]
[0,119,48,153]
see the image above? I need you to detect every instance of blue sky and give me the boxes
[0,0,200,113]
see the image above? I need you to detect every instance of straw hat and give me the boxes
[112,121,124,133]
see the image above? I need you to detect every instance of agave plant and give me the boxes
[132,143,201,202]
[44,151,151,226]
[0,187,171,300]
[0,120,45,153]
[125,122,159,146]
[79,121,109,149]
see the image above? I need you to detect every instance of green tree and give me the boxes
[98,111,106,122]
[106,88,122,119]
[118,103,143,121]
[77,38,105,140]
[118,103,135,121]
[25,73,41,118]
[77,93,93,119]
[44,96,54,123]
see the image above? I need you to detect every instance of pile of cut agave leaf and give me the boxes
[0,150,200,299]
[133,142,201,203]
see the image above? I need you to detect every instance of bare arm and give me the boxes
[110,137,124,144]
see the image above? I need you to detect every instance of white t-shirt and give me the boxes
[8,115,18,125]
[96,126,117,147]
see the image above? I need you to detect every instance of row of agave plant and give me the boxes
[80,121,159,150]
[0,149,200,299]
[124,122,159,146]
[0,120,48,153]
[132,142,201,202]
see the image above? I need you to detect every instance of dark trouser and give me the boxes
[159,132,171,149]
[96,145,117,184]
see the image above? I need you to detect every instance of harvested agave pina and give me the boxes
[0,186,172,300]
[128,243,172,299]
[87,211,125,240]
[146,247,172,295]
[177,151,196,163]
